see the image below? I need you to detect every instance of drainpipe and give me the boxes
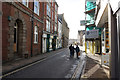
[31,2,34,57]
[41,2,44,53]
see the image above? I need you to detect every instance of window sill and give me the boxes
[34,42,38,44]
[34,12,39,16]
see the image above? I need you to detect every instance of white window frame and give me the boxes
[55,23,57,32]
[22,0,29,7]
[55,4,57,12]
[47,4,51,17]
[52,23,53,33]
[46,20,49,32]
[46,20,50,32]
[34,0,40,15]
[55,12,57,23]
[34,26,38,43]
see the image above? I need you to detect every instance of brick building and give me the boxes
[2,1,44,62]
[42,1,58,53]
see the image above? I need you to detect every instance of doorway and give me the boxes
[13,19,23,58]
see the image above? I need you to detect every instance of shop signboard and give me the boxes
[85,29,99,39]
[101,28,110,66]
[101,53,110,66]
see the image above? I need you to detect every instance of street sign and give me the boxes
[80,20,90,26]
[80,20,86,26]
[85,29,99,39]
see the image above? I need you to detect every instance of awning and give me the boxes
[95,3,108,27]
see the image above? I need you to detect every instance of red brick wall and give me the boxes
[2,2,44,61]
[2,3,11,61]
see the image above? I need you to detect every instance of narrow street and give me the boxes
[2,48,86,79]
[1,0,120,79]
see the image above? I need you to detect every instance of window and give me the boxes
[55,4,58,23]
[55,23,57,32]
[55,12,57,23]
[46,20,50,32]
[52,24,53,33]
[34,26,38,43]
[22,0,29,7]
[34,0,40,15]
[47,4,51,17]
[46,20,48,32]
[55,4,57,12]
[52,2,54,7]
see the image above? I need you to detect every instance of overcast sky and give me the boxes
[56,0,85,39]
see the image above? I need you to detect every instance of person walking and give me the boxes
[72,45,75,58]
[75,45,80,59]
[69,44,73,58]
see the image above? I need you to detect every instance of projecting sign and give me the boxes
[80,20,90,26]
[80,20,86,26]
[85,29,99,39]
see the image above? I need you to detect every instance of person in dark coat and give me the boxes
[72,45,75,57]
[75,45,80,59]
[69,44,73,58]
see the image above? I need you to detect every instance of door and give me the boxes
[14,23,18,52]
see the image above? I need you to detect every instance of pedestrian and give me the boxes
[72,45,75,58]
[75,45,80,59]
[69,44,73,58]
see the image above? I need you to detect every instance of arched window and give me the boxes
[34,26,38,43]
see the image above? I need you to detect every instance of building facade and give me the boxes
[58,17,62,48]
[58,14,69,48]
[95,0,120,79]
[42,1,58,53]
[78,30,85,46]
[85,0,102,55]
[2,1,44,62]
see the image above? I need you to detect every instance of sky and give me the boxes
[56,0,85,39]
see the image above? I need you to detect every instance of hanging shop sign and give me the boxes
[80,20,90,26]
[85,29,99,39]
[80,20,86,26]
